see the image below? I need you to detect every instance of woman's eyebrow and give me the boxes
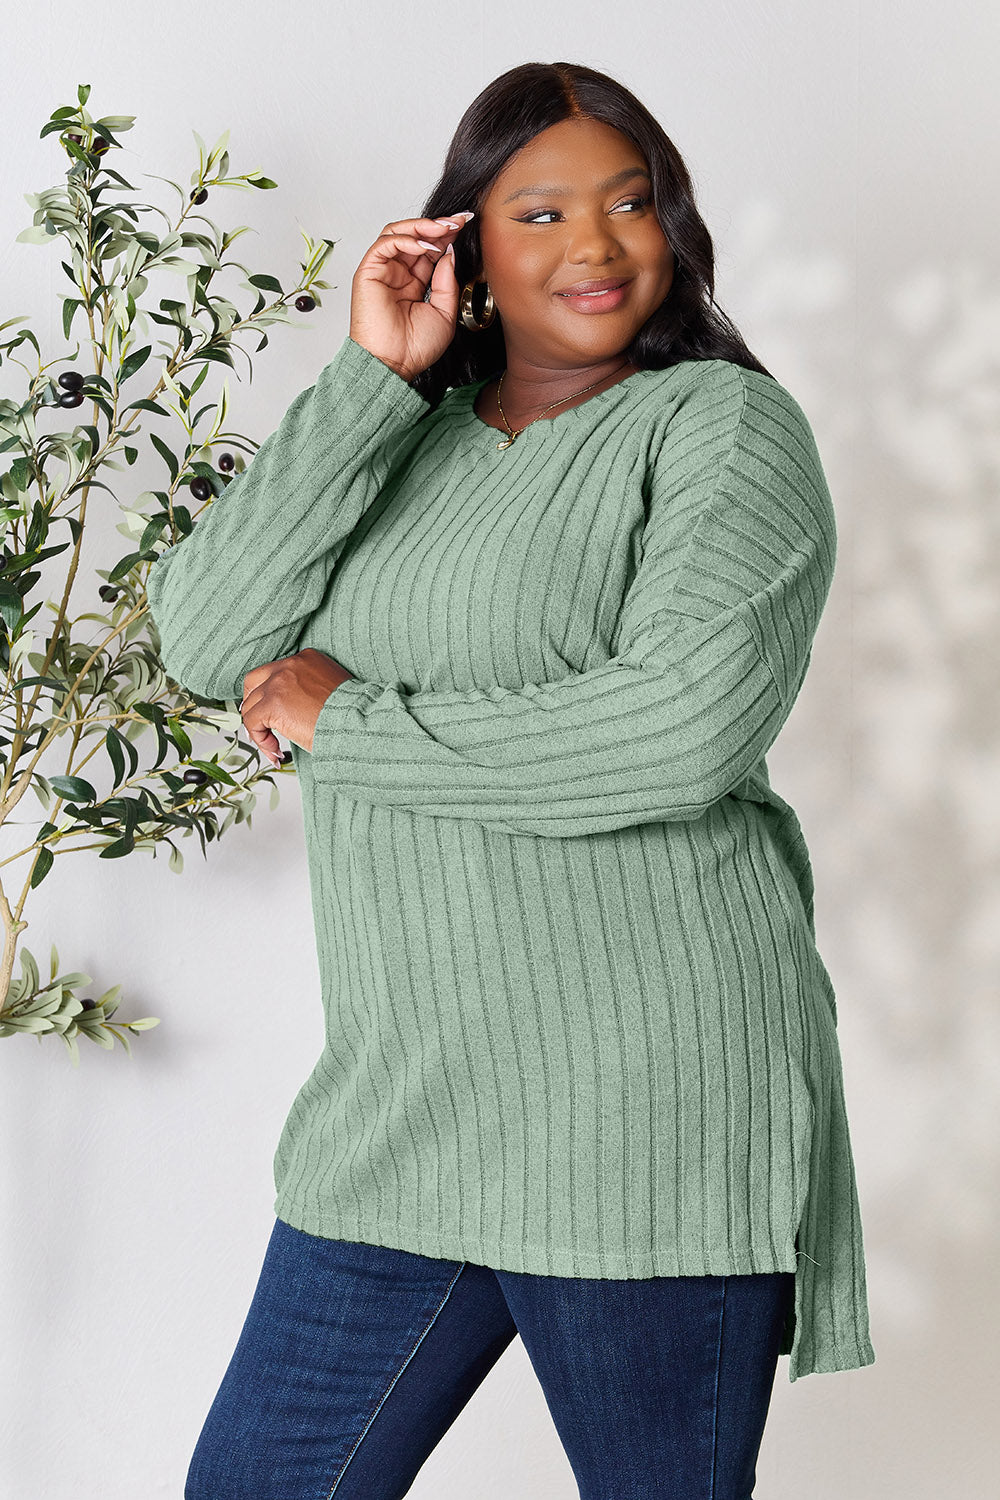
[501,166,651,204]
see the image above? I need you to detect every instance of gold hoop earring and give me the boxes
[459,278,496,332]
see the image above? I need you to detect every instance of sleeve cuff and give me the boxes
[310,675,389,765]
[326,334,429,424]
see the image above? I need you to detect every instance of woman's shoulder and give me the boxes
[640,358,822,464]
[641,355,803,411]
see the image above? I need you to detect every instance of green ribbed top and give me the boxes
[146,333,876,1382]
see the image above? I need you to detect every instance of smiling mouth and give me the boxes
[557,279,630,297]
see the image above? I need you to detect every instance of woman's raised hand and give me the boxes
[348,211,475,382]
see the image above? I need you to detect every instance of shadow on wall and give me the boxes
[726,198,1000,1425]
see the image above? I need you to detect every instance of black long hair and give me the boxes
[410,60,773,411]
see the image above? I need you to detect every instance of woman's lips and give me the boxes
[555,280,631,312]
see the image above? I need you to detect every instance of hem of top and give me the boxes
[272,1196,876,1381]
[788,1339,877,1383]
[272,1195,805,1279]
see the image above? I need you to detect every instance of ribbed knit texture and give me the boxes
[146,333,876,1382]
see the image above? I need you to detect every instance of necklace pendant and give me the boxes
[496,433,516,449]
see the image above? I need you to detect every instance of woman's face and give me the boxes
[476,116,675,371]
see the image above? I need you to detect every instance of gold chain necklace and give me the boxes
[494,362,631,450]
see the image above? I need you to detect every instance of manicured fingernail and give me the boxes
[434,218,460,229]
[417,239,444,251]
[457,211,475,221]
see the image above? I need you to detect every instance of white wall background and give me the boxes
[2,2,998,1496]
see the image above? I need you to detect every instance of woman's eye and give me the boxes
[519,196,649,224]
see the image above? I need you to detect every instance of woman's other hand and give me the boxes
[349,210,475,382]
[240,649,354,766]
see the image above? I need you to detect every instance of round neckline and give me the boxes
[446,366,661,443]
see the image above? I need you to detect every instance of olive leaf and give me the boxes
[1,87,337,1058]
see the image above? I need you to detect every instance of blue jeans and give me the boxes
[185,1216,793,1500]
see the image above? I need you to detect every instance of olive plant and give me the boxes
[0,84,336,1063]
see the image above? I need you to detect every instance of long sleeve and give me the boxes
[308,366,837,838]
[144,334,430,703]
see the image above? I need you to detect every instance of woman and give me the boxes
[148,60,875,1500]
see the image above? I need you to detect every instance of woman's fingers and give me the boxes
[363,224,468,275]
[368,214,473,267]
[350,211,475,380]
[378,212,474,238]
[250,726,282,767]
[424,235,459,319]
[240,696,282,767]
[364,231,451,270]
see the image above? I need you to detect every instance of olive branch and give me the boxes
[0,83,335,1064]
